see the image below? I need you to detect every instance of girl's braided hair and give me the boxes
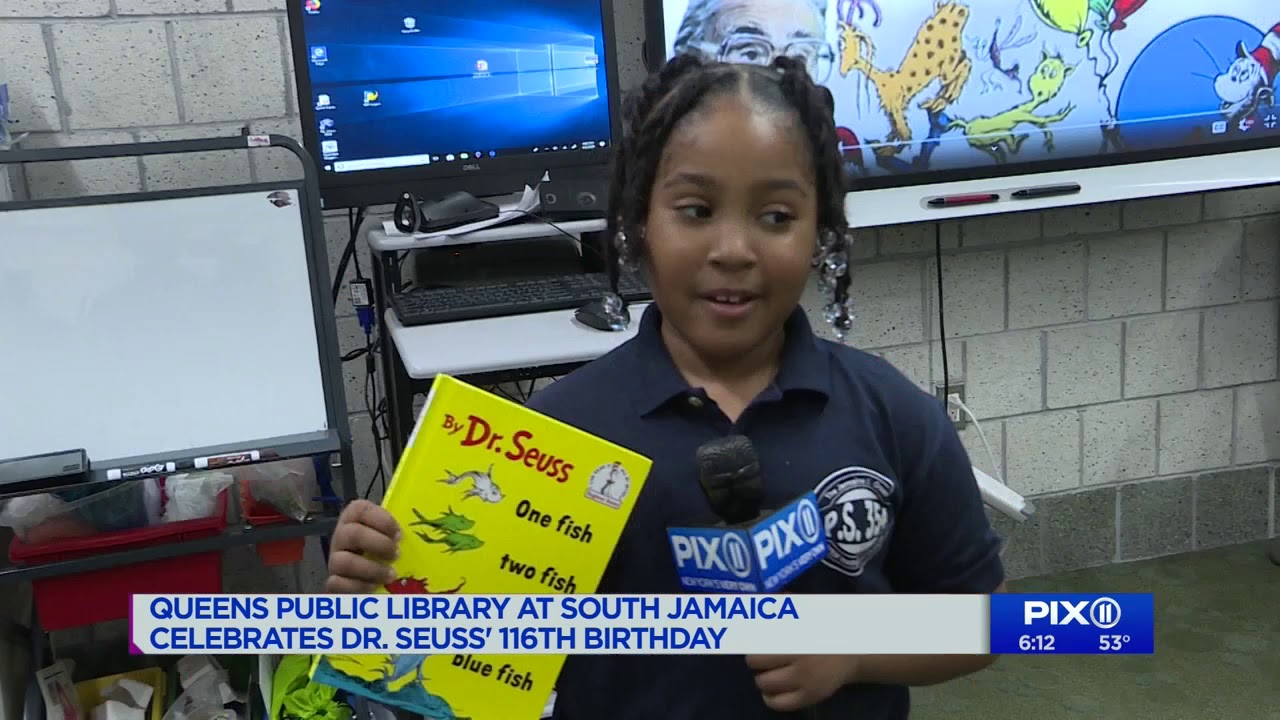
[604,54,856,337]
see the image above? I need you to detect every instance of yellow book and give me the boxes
[311,374,652,719]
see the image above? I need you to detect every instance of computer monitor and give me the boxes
[644,0,1280,226]
[288,0,622,209]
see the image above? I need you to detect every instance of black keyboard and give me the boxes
[391,271,653,326]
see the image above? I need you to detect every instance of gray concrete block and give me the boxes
[1123,312,1199,398]
[1039,487,1117,572]
[1087,230,1163,320]
[22,130,141,200]
[1194,467,1271,549]
[137,124,252,191]
[1233,382,1280,464]
[1201,301,1279,388]
[1005,410,1081,496]
[1118,477,1192,560]
[1158,390,1233,475]
[1242,215,1280,300]
[1046,322,1122,408]
[248,117,305,183]
[966,331,1042,418]
[1122,194,1202,229]
[847,227,877,260]
[0,23,61,131]
[118,0,225,12]
[1204,186,1280,220]
[232,0,286,8]
[0,1,109,17]
[986,508,1042,580]
[878,221,956,256]
[927,250,1005,338]
[1166,221,1243,310]
[847,258,925,349]
[52,21,179,129]
[1083,399,1157,485]
[1008,241,1086,329]
[1042,202,1120,238]
[960,210,1041,247]
[879,344,930,391]
[173,17,287,123]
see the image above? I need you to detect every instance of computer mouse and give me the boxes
[575,295,631,332]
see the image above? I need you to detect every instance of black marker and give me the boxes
[927,193,999,208]
[1012,184,1081,200]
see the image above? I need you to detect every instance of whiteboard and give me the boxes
[0,188,331,464]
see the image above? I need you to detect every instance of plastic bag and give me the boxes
[236,459,314,522]
[163,471,233,523]
[162,668,233,720]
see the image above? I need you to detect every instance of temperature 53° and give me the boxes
[1099,634,1130,651]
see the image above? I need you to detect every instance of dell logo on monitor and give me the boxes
[463,163,481,171]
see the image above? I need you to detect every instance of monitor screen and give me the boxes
[651,0,1280,191]
[292,0,617,202]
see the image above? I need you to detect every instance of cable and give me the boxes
[330,206,368,304]
[934,222,950,403]
[948,396,1004,485]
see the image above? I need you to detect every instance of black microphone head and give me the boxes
[695,435,764,525]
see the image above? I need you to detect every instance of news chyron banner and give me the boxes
[130,592,1154,657]
[990,593,1155,654]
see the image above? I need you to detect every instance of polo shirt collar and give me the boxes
[626,303,832,417]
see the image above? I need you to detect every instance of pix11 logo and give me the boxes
[989,593,1155,655]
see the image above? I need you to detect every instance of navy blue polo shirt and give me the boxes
[526,303,1004,720]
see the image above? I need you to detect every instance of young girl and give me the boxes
[326,55,1006,719]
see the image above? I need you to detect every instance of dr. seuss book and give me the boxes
[311,374,652,719]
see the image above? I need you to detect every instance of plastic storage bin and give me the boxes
[8,491,228,631]
[240,485,305,566]
[75,668,167,720]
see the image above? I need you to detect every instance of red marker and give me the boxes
[927,193,1000,208]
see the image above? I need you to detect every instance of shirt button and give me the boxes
[687,396,704,409]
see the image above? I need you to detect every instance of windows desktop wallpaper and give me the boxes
[302,0,614,169]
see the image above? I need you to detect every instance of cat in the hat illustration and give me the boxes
[1213,24,1280,120]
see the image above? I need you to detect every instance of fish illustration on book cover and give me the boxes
[311,374,653,720]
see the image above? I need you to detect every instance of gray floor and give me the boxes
[913,541,1280,719]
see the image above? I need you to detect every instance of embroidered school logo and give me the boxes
[813,466,896,577]
[585,462,631,509]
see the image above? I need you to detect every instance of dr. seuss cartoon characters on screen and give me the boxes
[662,0,1278,177]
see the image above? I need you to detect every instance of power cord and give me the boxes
[948,395,1004,484]
[934,223,950,403]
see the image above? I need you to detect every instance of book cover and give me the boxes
[311,374,652,719]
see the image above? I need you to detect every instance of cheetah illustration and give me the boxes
[839,0,972,158]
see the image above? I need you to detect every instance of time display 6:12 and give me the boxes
[1017,634,1056,652]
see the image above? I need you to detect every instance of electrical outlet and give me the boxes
[934,381,966,429]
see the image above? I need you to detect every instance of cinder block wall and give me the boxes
[2,0,1275,591]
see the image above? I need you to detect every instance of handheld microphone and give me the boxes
[666,435,828,593]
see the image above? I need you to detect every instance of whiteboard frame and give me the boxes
[0,136,354,495]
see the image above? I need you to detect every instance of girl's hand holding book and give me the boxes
[326,499,401,593]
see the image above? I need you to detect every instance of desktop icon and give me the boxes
[460,153,470,159]
[304,0,321,13]
[475,59,489,73]
[532,147,539,152]
[319,118,336,136]
[488,151,496,157]
[403,17,418,31]
[1239,116,1255,133]
[310,46,328,64]
[585,53,599,66]
[363,90,381,106]
[1211,120,1227,135]
[315,94,333,110]
[446,154,455,161]
[1265,113,1278,130]
[321,140,338,156]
